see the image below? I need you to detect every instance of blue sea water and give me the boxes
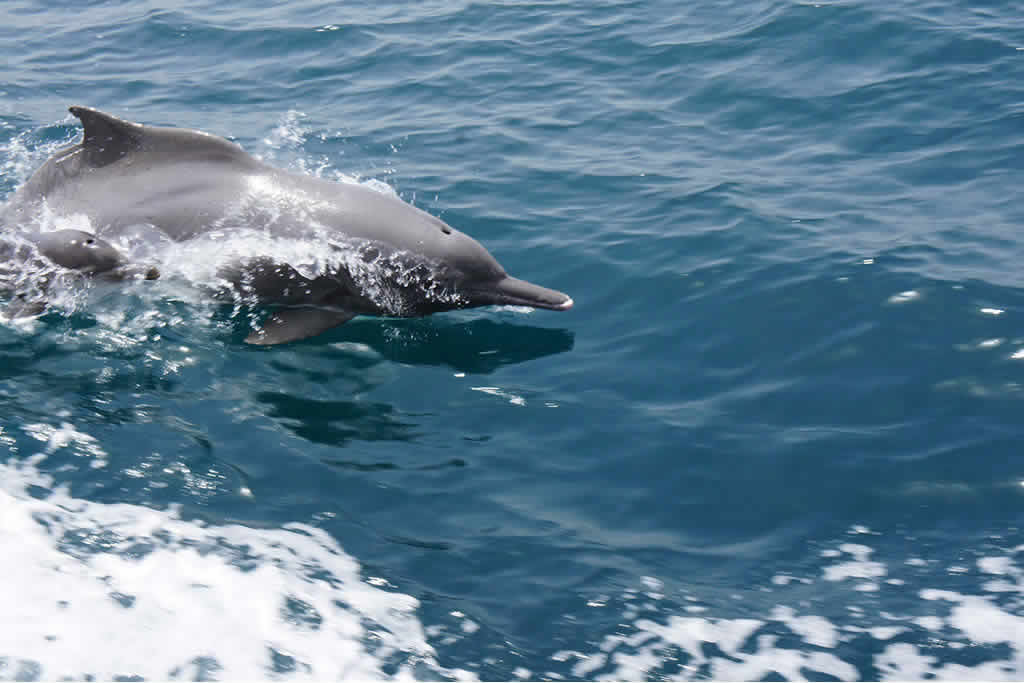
[1,0,1024,679]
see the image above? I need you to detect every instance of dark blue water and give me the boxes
[2,0,1024,679]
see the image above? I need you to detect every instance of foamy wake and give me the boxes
[0,439,472,681]
[4,432,1024,681]
[540,536,1024,681]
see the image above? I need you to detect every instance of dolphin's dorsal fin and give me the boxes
[69,106,142,167]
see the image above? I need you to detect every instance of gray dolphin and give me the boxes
[32,229,158,278]
[0,229,159,317]
[3,106,572,344]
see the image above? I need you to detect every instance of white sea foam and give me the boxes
[0,441,469,680]
[553,530,1024,681]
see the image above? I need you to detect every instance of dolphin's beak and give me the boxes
[479,276,574,311]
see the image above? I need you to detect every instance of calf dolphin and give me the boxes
[2,106,572,344]
[0,229,159,317]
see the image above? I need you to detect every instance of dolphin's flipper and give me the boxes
[246,308,357,345]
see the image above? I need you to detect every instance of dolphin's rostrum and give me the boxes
[2,107,572,344]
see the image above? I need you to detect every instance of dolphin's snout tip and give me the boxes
[488,276,573,311]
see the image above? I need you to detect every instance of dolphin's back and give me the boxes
[69,106,259,169]
[5,107,272,237]
[11,108,437,243]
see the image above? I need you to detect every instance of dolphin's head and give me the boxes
[34,230,124,274]
[290,180,573,316]
[33,230,159,281]
[429,219,574,312]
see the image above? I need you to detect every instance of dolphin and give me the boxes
[31,229,159,279]
[0,229,159,317]
[2,106,572,344]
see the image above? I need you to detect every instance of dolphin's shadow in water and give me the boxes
[236,313,575,375]
[335,316,575,374]
[245,314,572,448]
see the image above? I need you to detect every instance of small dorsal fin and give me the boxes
[68,106,142,167]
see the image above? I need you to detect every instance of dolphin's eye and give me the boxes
[85,238,95,245]
[441,225,451,235]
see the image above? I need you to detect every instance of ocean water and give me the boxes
[1,0,1024,679]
